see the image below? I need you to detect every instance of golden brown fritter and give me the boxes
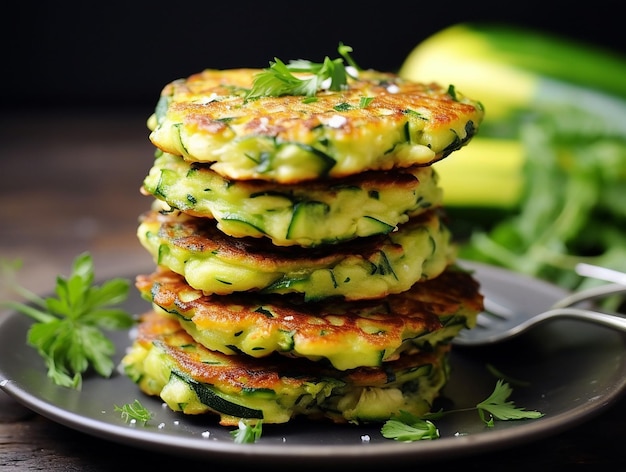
[148,69,484,182]
[135,264,482,370]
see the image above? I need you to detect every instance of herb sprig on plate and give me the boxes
[115,399,153,425]
[381,379,544,441]
[1,252,135,390]
[231,419,264,443]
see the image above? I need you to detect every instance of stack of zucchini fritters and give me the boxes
[120,64,485,427]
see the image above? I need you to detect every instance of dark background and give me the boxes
[4,1,625,114]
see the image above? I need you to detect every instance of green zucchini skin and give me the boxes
[142,151,443,247]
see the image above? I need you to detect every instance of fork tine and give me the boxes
[474,313,505,329]
[473,318,492,330]
[482,297,517,318]
[469,298,514,330]
[575,263,626,285]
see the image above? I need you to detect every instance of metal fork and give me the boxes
[453,265,626,347]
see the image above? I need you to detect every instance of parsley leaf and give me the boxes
[1,252,135,390]
[476,379,543,424]
[115,399,153,425]
[381,380,543,441]
[244,42,361,101]
[231,419,263,443]
[380,410,439,441]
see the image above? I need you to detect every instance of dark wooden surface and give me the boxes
[1,112,625,471]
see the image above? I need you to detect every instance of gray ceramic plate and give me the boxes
[1,261,625,466]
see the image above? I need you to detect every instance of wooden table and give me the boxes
[1,111,625,470]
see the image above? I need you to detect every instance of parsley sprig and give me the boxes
[381,380,544,441]
[231,419,263,443]
[245,42,361,101]
[1,252,135,390]
[115,399,153,425]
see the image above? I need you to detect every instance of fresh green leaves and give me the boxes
[458,77,626,295]
[475,379,543,425]
[381,380,543,441]
[380,411,440,441]
[1,252,135,389]
[115,399,153,425]
[244,42,360,101]
[231,419,263,443]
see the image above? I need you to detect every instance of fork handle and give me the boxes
[537,307,626,332]
[551,283,626,309]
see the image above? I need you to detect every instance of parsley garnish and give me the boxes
[115,399,153,425]
[381,380,543,441]
[231,419,263,443]
[380,411,440,441]
[1,252,135,390]
[244,42,361,101]
[473,379,543,426]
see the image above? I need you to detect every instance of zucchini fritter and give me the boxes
[120,309,452,426]
[136,265,482,370]
[137,208,454,301]
[147,69,484,183]
[142,151,443,247]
